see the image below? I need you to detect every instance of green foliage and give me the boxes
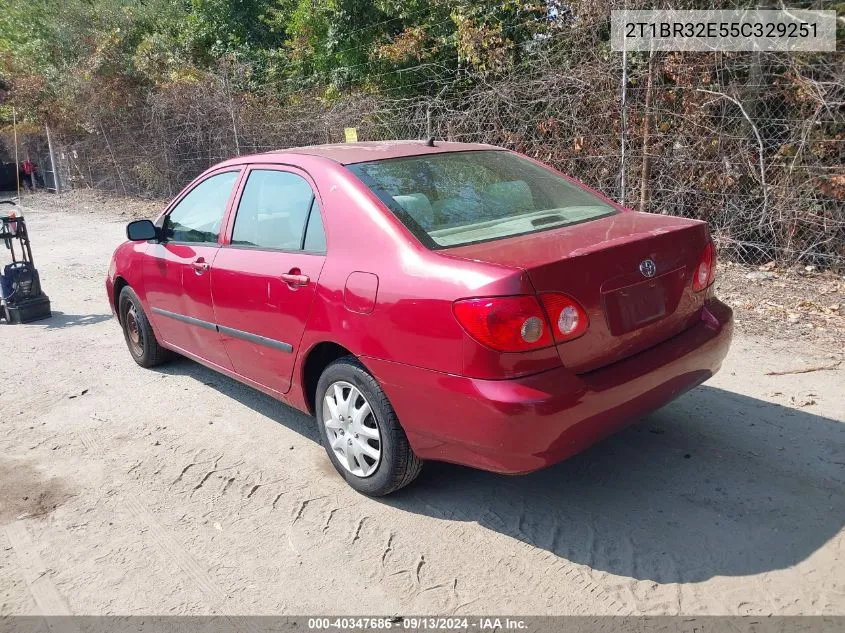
[0,0,188,125]
[181,0,281,66]
[0,0,558,128]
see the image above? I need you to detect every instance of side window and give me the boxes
[232,170,315,251]
[303,200,326,253]
[164,171,239,243]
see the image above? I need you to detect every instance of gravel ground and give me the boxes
[1,193,843,616]
[718,262,844,354]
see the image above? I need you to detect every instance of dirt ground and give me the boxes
[1,192,843,616]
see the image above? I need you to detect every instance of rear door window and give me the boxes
[231,170,318,251]
[302,200,326,253]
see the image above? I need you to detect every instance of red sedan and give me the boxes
[106,141,733,495]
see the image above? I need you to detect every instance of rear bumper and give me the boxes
[364,300,733,474]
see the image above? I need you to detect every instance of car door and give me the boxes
[211,166,327,394]
[143,169,241,370]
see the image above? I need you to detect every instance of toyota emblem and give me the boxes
[639,259,656,278]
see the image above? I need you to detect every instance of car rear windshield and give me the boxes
[347,150,618,248]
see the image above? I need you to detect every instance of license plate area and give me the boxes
[602,269,684,335]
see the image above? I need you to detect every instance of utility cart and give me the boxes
[0,203,51,323]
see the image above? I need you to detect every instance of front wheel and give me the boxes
[315,357,423,496]
[118,286,171,368]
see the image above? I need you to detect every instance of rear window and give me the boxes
[347,150,617,248]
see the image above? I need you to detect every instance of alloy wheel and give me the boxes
[322,381,381,477]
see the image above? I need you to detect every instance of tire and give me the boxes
[118,286,171,368]
[315,356,423,496]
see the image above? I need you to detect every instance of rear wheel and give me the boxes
[315,357,423,496]
[118,286,171,368]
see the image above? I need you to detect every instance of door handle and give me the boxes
[281,269,309,287]
[192,258,209,274]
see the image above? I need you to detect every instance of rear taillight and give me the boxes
[453,296,553,352]
[539,293,589,342]
[692,241,717,291]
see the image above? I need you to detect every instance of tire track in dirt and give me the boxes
[76,428,104,461]
[258,476,628,614]
[276,489,611,614]
[72,425,231,610]
[61,418,263,628]
[48,378,656,616]
[4,521,77,621]
[73,376,660,615]
[129,401,632,613]
[123,494,226,605]
[404,479,634,615]
[280,492,445,609]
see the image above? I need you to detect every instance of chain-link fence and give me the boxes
[52,19,845,268]
[0,132,67,195]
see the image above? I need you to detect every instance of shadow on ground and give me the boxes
[37,310,112,329]
[387,386,845,583]
[152,355,845,584]
[152,356,320,442]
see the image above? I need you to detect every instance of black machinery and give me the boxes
[0,202,51,323]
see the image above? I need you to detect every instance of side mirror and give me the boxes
[126,219,158,242]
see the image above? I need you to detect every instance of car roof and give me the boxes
[258,140,504,165]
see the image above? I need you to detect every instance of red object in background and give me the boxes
[106,141,732,476]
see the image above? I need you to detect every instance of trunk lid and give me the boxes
[444,211,710,373]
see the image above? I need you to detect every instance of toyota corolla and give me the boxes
[106,141,733,495]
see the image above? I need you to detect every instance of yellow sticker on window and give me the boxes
[344,127,358,143]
